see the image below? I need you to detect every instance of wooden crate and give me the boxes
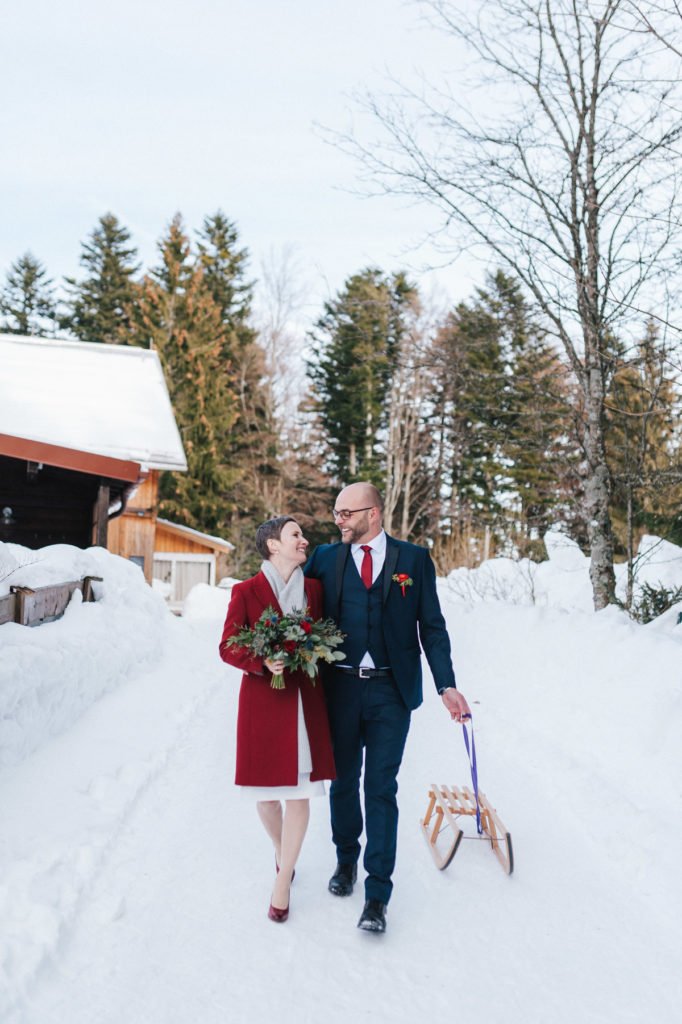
[9,576,103,627]
[0,592,16,626]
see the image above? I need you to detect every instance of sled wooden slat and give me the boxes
[420,783,513,875]
[420,784,464,870]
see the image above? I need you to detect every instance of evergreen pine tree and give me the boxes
[492,273,577,555]
[606,321,682,601]
[196,211,281,565]
[307,268,415,485]
[430,271,577,565]
[132,214,239,532]
[431,282,509,545]
[0,252,57,336]
[196,211,253,329]
[62,213,141,344]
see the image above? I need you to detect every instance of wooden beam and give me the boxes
[0,432,141,483]
[92,484,110,547]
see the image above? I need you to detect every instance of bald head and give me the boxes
[336,482,383,512]
[334,481,384,544]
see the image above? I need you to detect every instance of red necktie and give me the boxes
[360,545,373,589]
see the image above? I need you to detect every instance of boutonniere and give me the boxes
[392,572,413,597]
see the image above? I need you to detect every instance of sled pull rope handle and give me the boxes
[461,716,483,835]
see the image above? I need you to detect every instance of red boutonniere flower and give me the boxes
[392,572,413,597]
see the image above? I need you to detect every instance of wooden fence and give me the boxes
[0,576,103,628]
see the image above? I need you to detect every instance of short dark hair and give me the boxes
[255,515,297,559]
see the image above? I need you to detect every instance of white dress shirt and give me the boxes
[350,530,387,668]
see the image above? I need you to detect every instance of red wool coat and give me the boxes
[218,572,336,787]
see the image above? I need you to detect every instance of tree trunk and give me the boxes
[583,368,616,609]
[626,482,634,611]
[349,442,357,477]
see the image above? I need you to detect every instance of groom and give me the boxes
[305,482,470,933]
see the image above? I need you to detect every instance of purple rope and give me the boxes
[461,717,483,835]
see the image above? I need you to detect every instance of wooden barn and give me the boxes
[0,334,230,605]
[152,518,234,610]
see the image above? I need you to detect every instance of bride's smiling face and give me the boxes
[269,521,309,565]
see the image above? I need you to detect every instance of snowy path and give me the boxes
[4,605,682,1024]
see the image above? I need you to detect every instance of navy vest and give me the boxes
[338,556,390,667]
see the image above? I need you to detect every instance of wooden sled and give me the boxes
[420,784,513,875]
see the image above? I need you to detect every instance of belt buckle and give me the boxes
[358,667,371,679]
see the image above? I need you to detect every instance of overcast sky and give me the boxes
[2,0,480,323]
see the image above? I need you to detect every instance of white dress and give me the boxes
[239,691,326,801]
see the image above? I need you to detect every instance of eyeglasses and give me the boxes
[331,506,375,521]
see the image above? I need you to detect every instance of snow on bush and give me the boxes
[442,531,682,617]
[443,530,594,611]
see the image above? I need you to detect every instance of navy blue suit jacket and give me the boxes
[305,534,456,711]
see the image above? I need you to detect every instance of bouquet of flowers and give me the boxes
[226,605,346,689]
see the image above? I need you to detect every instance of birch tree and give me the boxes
[339,0,682,607]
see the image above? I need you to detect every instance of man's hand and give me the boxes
[440,688,471,723]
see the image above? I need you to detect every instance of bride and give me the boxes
[219,516,336,922]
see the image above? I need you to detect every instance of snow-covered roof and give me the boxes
[0,334,187,472]
[156,518,234,552]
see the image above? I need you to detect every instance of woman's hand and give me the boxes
[264,658,285,675]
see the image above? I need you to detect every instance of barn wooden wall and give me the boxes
[107,472,159,582]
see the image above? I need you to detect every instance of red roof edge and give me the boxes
[0,432,142,483]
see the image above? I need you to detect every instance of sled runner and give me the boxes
[420,782,513,874]
[420,718,513,875]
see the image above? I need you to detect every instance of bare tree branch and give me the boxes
[326,0,682,607]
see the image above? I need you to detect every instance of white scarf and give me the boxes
[260,560,306,615]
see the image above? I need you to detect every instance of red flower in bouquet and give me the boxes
[226,606,346,689]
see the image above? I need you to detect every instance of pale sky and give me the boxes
[2,0,479,323]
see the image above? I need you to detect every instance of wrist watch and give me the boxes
[438,686,453,695]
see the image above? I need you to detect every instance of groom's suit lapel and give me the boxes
[383,536,400,605]
[335,544,351,612]
[331,535,400,607]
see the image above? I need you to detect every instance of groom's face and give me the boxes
[334,484,379,545]
[339,508,372,545]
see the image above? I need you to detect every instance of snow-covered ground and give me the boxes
[1,536,681,1024]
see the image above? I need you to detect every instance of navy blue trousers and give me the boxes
[324,669,411,904]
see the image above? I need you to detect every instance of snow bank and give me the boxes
[1,538,681,1023]
[181,579,236,621]
[0,543,173,771]
[0,616,223,1021]
[633,534,682,590]
[444,530,592,610]
[444,530,682,615]
[2,564,680,1023]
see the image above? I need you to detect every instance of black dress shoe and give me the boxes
[328,861,357,896]
[357,899,387,933]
